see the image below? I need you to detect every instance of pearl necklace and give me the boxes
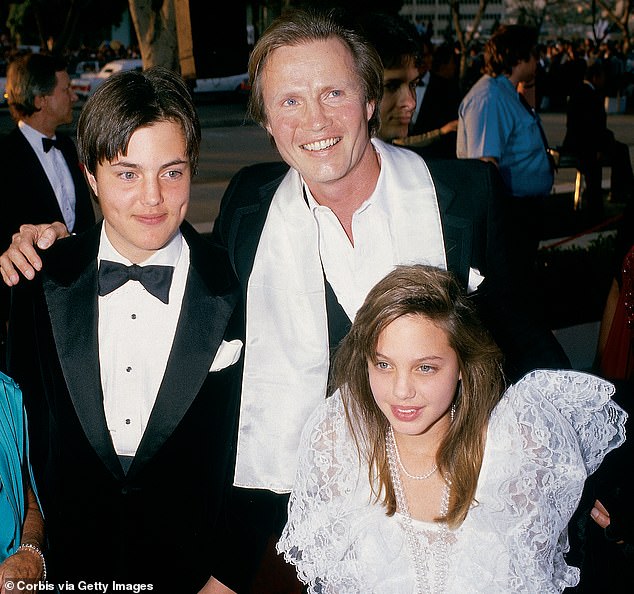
[389,426,438,480]
[386,427,452,594]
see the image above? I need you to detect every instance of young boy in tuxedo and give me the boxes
[7,66,241,594]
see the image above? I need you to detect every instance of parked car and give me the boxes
[68,59,102,79]
[71,58,143,99]
[192,72,250,96]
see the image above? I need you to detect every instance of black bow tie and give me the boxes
[98,260,175,304]
[42,137,61,152]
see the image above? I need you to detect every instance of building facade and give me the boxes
[400,0,506,42]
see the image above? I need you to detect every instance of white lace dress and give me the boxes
[276,370,627,593]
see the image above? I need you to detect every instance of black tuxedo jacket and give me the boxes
[0,127,96,348]
[7,221,242,593]
[0,127,95,248]
[562,81,612,163]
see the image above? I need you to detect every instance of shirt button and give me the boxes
[131,314,137,319]
[126,366,132,372]
[125,418,131,425]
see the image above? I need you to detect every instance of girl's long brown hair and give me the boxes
[331,265,505,528]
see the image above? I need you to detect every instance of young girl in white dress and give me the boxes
[277,264,627,593]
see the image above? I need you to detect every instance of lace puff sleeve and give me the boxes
[276,391,411,593]
[456,369,627,592]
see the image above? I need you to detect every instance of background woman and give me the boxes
[0,372,45,590]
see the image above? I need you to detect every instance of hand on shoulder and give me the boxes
[0,222,69,286]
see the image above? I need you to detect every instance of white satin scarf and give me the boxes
[234,139,446,492]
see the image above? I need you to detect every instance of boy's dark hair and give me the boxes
[77,66,201,178]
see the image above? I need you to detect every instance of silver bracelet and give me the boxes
[17,543,47,582]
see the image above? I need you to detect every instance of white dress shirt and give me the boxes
[304,139,446,320]
[97,227,189,456]
[18,121,77,230]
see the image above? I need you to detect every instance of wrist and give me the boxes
[17,543,47,581]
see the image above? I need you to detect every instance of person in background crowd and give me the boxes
[563,60,634,221]
[0,53,94,372]
[350,12,421,144]
[457,24,554,306]
[404,37,460,158]
[0,372,46,590]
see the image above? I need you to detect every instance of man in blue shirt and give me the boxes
[457,25,553,299]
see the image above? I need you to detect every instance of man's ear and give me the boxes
[84,168,98,200]
[33,94,45,110]
[366,100,376,123]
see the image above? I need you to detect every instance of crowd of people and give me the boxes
[0,8,632,594]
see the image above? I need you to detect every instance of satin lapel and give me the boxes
[129,258,236,475]
[229,175,284,289]
[43,253,123,479]
[432,172,473,289]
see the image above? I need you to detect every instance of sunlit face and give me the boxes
[85,120,190,264]
[261,38,376,193]
[368,314,461,440]
[379,56,419,141]
[41,70,77,126]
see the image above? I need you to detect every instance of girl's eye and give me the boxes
[419,364,434,373]
[376,361,390,370]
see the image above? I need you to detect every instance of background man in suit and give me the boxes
[563,59,634,221]
[6,66,241,594]
[407,37,460,158]
[0,10,570,592]
[0,53,94,371]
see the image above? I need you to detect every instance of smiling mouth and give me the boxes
[301,137,342,151]
[391,406,423,421]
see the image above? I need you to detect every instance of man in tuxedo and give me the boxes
[6,66,241,594]
[1,11,570,592]
[0,53,94,370]
[408,38,461,158]
[563,59,634,220]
